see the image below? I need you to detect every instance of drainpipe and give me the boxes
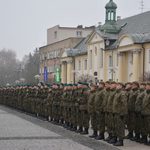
[142,44,145,81]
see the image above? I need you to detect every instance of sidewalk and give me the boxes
[0,105,149,150]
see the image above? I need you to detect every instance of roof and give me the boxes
[66,36,90,57]
[103,11,150,49]
[117,11,150,35]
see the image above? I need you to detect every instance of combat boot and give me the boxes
[72,126,77,132]
[95,133,104,140]
[140,135,147,143]
[60,119,64,125]
[89,130,97,138]
[130,133,140,142]
[105,133,112,142]
[125,132,133,139]
[76,126,83,133]
[114,139,124,146]
[108,136,117,144]
[80,128,89,135]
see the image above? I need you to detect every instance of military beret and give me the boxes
[118,82,125,87]
[125,82,132,86]
[132,81,139,87]
[99,81,105,86]
[140,82,146,86]
[110,81,116,84]
[105,81,110,84]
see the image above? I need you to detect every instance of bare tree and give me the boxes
[77,74,93,83]
[22,49,40,84]
[0,49,18,86]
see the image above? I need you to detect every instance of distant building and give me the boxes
[39,25,94,83]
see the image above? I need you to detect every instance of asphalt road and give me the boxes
[0,105,149,150]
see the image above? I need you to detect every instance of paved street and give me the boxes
[0,105,149,150]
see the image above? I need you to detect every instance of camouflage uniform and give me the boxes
[94,87,106,139]
[113,87,128,146]
[141,88,150,145]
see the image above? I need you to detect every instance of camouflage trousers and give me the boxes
[114,114,125,139]
[135,112,143,135]
[143,116,150,135]
[90,112,98,131]
[105,112,114,134]
[80,110,90,128]
[127,111,136,133]
[96,112,105,133]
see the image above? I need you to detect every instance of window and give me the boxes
[111,12,114,20]
[84,59,87,70]
[109,55,113,67]
[76,31,82,37]
[108,11,111,20]
[78,60,81,70]
[54,31,57,39]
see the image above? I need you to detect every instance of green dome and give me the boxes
[105,0,117,9]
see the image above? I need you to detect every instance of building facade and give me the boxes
[61,0,150,83]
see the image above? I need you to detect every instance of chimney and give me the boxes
[77,25,83,28]
[117,16,121,21]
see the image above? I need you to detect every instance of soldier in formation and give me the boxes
[0,81,150,147]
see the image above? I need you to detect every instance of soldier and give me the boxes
[78,82,90,134]
[94,81,106,140]
[113,83,128,146]
[135,82,146,143]
[127,81,139,140]
[71,84,79,131]
[46,87,53,121]
[105,81,117,144]
[88,83,97,138]
[69,84,78,131]
[141,82,150,145]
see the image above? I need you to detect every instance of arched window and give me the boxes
[108,11,111,20]
[111,12,114,20]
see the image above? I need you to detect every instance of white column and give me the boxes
[61,62,67,83]
[67,60,73,83]
[132,50,140,81]
[118,52,123,82]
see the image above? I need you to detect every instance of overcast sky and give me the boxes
[0,0,149,60]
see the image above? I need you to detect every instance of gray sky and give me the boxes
[0,0,149,60]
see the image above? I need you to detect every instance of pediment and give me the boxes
[87,32,104,44]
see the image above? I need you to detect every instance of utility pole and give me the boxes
[140,0,144,13]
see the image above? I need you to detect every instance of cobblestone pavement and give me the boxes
[0,105,149,150]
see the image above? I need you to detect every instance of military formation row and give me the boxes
[0,81,150,147]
